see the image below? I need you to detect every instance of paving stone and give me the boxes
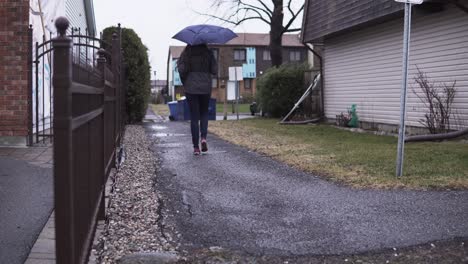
[37,164,53,169]
[12,148,30,155]
[30,238,55,254]
[38,227,55,240]
[35,155,53,162]
[28,161,47,166]
[24,259,55,264]
[0,148,15,155]
[26,148,48,155]
[27,252,55,260]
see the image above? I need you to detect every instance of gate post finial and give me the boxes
[55,17,70,37]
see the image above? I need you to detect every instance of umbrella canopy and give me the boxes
[172,24,238,46]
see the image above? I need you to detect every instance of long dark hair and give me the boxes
[181,44,212,72]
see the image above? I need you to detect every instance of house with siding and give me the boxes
[167,33,308,102]
[0,0,96,146]
[301,0,468,132]
[167,46,185,101]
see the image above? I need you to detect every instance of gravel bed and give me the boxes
[94,125,176,263]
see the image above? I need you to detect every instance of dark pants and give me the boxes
[186,93,210,148]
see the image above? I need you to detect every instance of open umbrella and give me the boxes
[172,24,238,46]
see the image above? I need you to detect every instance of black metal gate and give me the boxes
[30,27,107,145]
[31,31,54,145]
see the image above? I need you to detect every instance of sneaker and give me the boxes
[193,147,201,155]
[201,139,208,153]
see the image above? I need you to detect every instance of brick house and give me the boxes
[167,33,308,102]
[0,0,96,146]
[301,0,468,132]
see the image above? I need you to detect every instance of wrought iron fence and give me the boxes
[52,17,125,264]
[30,25,115,145]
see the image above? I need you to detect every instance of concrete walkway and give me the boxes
[147,120,468,258]
[0,147,53,264]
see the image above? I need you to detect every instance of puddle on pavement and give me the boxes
[151,125,168,130]
[153,133,187,137]
[203,150,227,154]
[158,143,184,148]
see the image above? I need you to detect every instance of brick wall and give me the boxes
[0,0,30,144]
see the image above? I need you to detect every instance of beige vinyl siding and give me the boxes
[323,6,468,129]
[66,0,88,32]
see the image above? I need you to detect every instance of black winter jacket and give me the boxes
[177,45,217,94]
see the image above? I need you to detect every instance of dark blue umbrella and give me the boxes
[172,24,238,45]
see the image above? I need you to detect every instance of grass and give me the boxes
[209,118,468,189]
[151,103,251,116]
[216,103,251,114]
[150,104,169,117]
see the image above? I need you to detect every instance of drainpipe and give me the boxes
[303,42,325,119]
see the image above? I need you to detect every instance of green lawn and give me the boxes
[209,118,468,189]
[216,103,251,114]
[150,104,169,117]
[152,103,251,116]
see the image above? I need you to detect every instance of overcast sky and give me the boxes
[94,0,303,80]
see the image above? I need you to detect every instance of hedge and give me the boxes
[256,63,309,118]
[103,27,151,123]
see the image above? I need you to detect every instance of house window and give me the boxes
[244,78,252,89]
[263,50,271,61]
[289,50,301,61]
[234,49,246,61]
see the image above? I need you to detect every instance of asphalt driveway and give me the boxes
[0,155,53,264]
[147,120,468,258]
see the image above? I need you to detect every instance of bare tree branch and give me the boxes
[196,0,305,66]
[237,7,272,23]
[239,0,273,19]
[287,0,295,18]
[284,27,301,33]
[201,11,270,27]
[282,3,304,33]
[256,0,273,15]
[197,1,272,26]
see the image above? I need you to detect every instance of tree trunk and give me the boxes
[270,0,284,67]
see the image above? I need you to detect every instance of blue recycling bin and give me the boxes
[167,101,178,121]
[180,98,217,121]
[208,98,216,120]
[177,100,188,121]
[183,100,191,120]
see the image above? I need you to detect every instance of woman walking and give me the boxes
[177,44,217,155]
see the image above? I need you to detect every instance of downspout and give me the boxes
[303,43,325,119]
[406,128,468,143]
[166,51,170,98]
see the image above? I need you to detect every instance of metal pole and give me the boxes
[28,25,33,146]
[396,2,412,177]
[224,81,228,120]
[236,71,239,121]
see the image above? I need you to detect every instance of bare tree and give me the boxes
[199,0,304,67]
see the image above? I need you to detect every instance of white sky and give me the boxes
[94,0,303,80]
